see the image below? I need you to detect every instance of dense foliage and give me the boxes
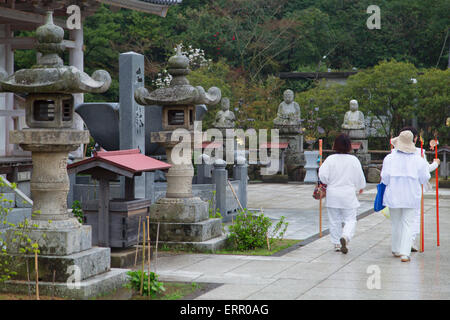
[13,1,449,146]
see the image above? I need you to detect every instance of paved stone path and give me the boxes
[152,183,450,299]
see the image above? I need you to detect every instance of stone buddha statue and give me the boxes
[342,99,366,139]
[273,89,301,127]
[213,97,235,128]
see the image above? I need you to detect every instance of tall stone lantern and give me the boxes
[135,46,224,249]
[0,12,126,298]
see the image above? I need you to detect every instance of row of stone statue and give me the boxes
[213,89,367,139]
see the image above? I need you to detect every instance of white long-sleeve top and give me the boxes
[318,154,366,209]
[414,147,439,172]
[381,150,430,209]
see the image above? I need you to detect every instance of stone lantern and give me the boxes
[0,12,126,298]
[134,46,225,249]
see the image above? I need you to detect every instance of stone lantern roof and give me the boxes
[0,11,110,95]
[134,45,221,106]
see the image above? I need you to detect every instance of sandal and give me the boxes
[401,256,410,262]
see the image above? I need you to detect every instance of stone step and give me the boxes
[149,218,223,242]
[9,246,111,282]
[0,207,32,228]
[0,268,129,300]
[0,192,16,208]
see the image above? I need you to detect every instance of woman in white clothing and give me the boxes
[381,130,430,262]
[319,133,366,254]
[398,127,440,252]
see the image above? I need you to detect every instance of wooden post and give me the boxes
[228,179,244,211]
[155,222,160,274]
[98,178,110,247]
[140,219,146,296]
[147,216,151,297]
[134,216,142,267]
[34,249,39,300]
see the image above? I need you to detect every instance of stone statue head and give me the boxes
[221,97,230,111]
[283,90,294,104]
[349,99,358,112]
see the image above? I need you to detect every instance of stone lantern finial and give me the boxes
[36,11,65,67]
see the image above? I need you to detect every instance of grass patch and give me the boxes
[216,238,301,256]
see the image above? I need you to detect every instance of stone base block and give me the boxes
[0,268,129,300]
[149,218,223,242]
[150,197,208,223]
[356,153,371,165]
[110,246,152,268]
[155,234,228,253]
[261,174,289,183]
[7,247,111,282]
[6,221,92,256]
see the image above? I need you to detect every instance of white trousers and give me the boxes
[326,207,357,245]
[411,208,421,242]
[390,208,416,256]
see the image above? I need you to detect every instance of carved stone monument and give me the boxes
[272,90,304,179]
[342,99,371,165]
[134,46,226,250]
[213,97,235,129]
[0,12,127,298]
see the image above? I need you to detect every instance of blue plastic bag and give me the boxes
[374,183,386,212]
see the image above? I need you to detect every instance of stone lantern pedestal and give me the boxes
[0,12,127,299]
[135,46,226,251]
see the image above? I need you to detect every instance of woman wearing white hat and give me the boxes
[381,130,430,262]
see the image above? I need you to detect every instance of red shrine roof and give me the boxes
[202,141,223,149]
[67,149,171,177]
[351,142,362,150]
[260,142,289,149]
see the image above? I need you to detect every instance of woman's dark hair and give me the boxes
[333,133,352,154]
[400,126,418,138]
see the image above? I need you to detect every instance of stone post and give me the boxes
[212,159,227,217]
[233,156,247,209]
[119,52,146,198]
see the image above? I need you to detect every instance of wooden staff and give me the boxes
[228,179,244,211]
[319,139,323,238]
[433,135,440,247]
[140,219,146,296]
[155,222,160,274]
[420,134,425,252]
[147,216,151,297]
[134,216,142,267]
[34,249,39,300]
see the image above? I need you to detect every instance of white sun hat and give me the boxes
[391,130,416,153]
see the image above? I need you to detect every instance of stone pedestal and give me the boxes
[351,138,371,165]
[303,150,319,183]
[3,129,127,299]
[275,124,304,179]
[149,131,226,251]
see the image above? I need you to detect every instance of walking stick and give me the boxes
[420,133,425,252]
[319,139,323,238]
[147,216,151,297]
[431,134,440,247]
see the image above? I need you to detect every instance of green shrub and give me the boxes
[71,200,84,224]
[125,270,165,297]
[228,209,288,251]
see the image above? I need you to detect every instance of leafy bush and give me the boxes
[126,270,166,297]
[228,209,288,251]
[71,200,84,224]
